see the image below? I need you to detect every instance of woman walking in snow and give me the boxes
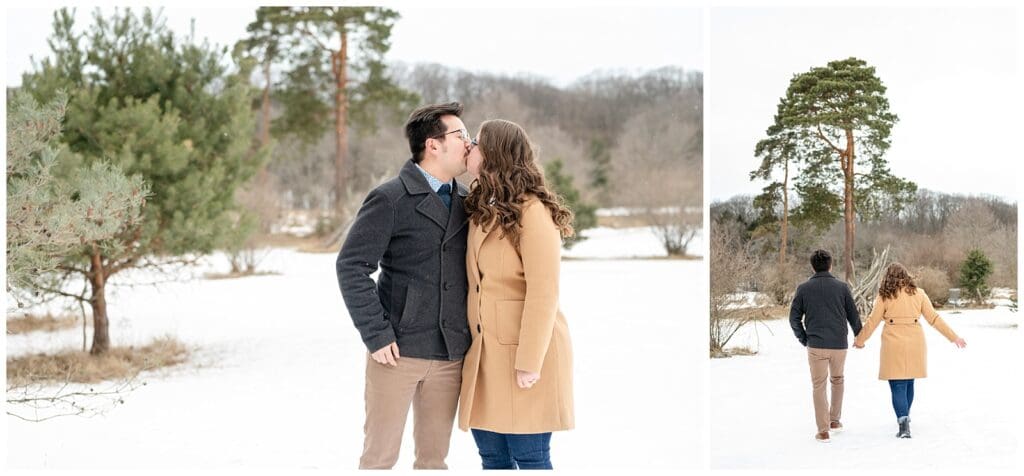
[853,263,967,438]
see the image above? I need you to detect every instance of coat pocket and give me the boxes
[398,285,422,332]
[495,300,525,345]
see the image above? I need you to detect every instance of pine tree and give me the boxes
[6,90,146,296]
[774,57,916,281]
[750,112,805,265]
[260,7,419,212]
[237,7,287,149]
[959,249,993,304]
[587,138,612,206]
[544,158,596,249]
[20,8,263,354]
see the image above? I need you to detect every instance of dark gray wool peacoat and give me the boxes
[336,159,471,361]
[789,271,863,349]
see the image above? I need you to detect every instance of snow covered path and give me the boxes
[711,306,1019,469]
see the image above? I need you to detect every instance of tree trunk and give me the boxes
[256,58,272,188]
[780,158,789,265]
[843,129,856,282]
[88,247,110,355]
[260,59,272,148]
[333,29,350,212]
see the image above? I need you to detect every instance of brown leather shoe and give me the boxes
[815,431,830,443]
[830,421,844,432]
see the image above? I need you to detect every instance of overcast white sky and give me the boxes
[709,7,1018,203]
[5,6,703,88]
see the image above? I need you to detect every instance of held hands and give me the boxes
[516,369,541,389]
[371,342,401,366]
[852,342,865,349]
[953,337,967,349]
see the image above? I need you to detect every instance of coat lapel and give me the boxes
[416,194,450,231]
[400,159,450,231]
[443,186,469,244]
[470,217,498,272]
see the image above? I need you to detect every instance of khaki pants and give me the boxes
[806,347,847,433]
[360,354,463,469]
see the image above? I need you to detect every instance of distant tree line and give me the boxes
[254,61,702,254]
[712,189,1017,306]
[258,63,702,212]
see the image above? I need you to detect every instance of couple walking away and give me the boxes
[790,250,967,443]
[336,102,575,469]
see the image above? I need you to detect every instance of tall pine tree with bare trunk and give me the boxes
[259,7,417,217]
[750,104,807,266]
[774,57,916,281]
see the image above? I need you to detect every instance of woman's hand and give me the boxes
[516,369,541,389]
[852,342,865,349]
[953,337,967,348]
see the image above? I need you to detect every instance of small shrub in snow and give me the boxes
[915,266,951,306]
[960,249,994,304]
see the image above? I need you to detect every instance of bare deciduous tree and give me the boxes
[710,225,763,356]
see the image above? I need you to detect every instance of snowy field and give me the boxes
[7,227,706,470]
[711,299,1020,469]
[563,226,701,259]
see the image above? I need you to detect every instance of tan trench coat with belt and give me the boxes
[458,197,574,434]
[854,288,959,380]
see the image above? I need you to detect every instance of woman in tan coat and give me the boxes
[853,263,966,438]
[459,119,574,469]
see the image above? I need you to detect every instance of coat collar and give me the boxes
[811,271,835,279]
[470,195,542,264]
[399,159,468,197]
[400,159,433,195]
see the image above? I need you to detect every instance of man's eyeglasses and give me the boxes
[433,128,471,143]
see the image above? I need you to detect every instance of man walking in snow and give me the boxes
[789,249,862,443]
[336,102,473,469]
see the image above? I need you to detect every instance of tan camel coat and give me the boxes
[854,288,959,380]
[458,197,574,434]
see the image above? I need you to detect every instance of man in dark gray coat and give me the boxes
[336,102,472,469]
[789,249,862,443]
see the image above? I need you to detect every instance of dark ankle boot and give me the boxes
[896,416,911,438]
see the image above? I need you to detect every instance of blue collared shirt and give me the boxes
[414,163,455,193]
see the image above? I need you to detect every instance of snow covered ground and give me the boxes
[711,303,1019,469]
[721,291,774,310]
[563,226,703,259]
[6,229,706,470]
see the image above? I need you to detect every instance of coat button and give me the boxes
[476,285,480,292]
[477,324,481,333]
[443,282,451,290]
[443,245,448,252]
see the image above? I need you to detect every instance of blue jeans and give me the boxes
[888,379,915,418]
[471,429,552,470]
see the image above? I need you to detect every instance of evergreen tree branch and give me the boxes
[815,123,844,154]
[295,21,332,53]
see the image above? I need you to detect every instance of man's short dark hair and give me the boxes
[405,102,463,163]
[810,249,832,273]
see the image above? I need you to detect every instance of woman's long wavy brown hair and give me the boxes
[463,119,574,250]
[878,263,918,301]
